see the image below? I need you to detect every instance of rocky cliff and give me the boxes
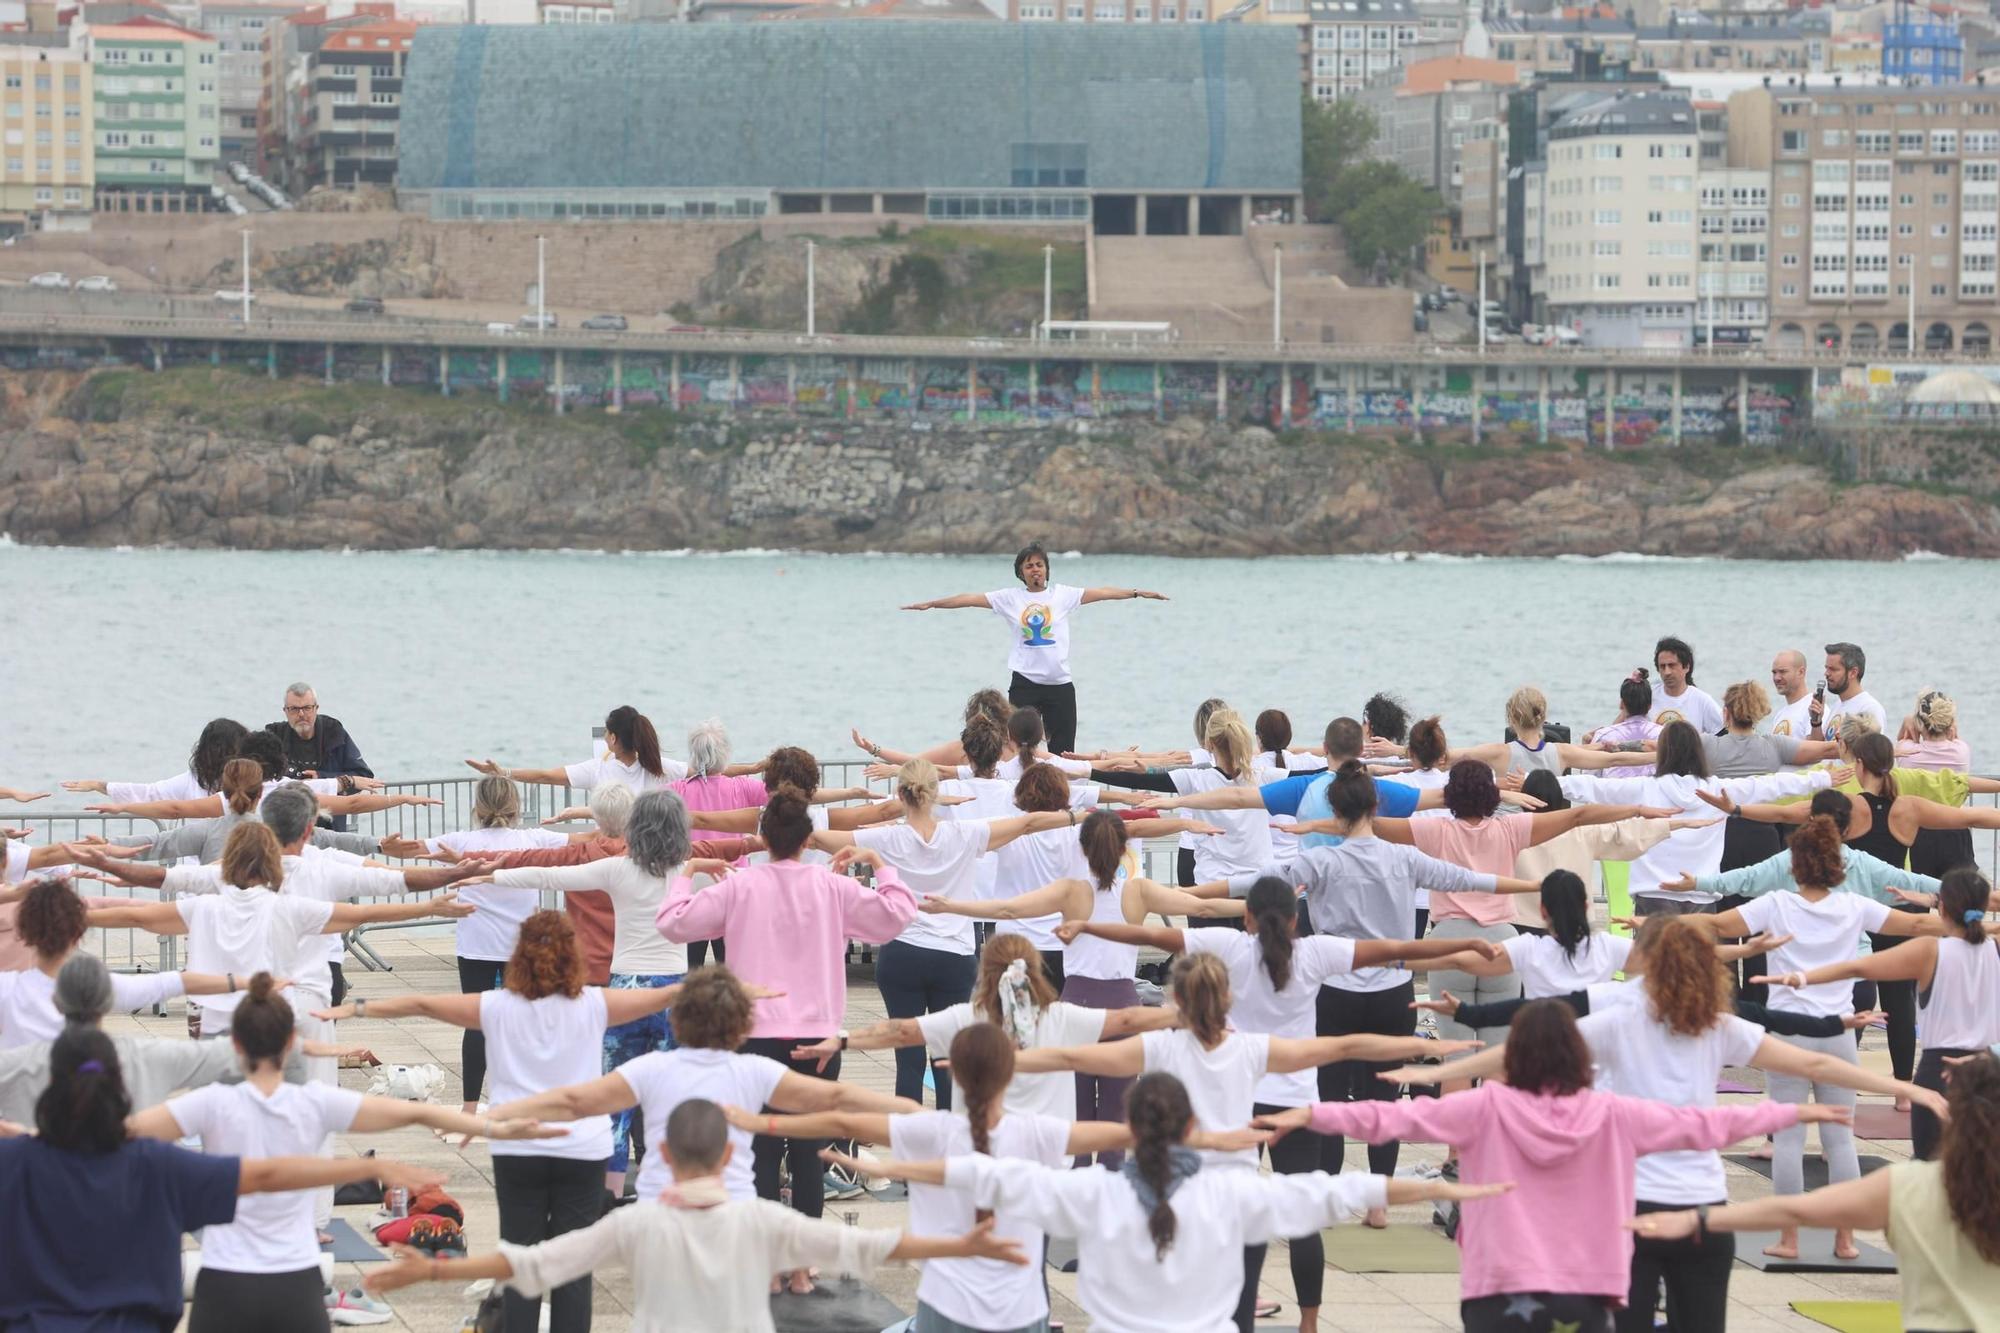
[3,368,1998,558]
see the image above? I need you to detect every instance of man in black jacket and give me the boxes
[266,681,373,780]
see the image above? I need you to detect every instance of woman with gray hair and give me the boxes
[461,789,698,1196]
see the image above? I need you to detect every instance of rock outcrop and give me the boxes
[4,368,1998,558]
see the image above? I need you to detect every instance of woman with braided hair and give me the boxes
[822,1071,1504,1333]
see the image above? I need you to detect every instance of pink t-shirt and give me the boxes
[1895,738,1971,773]
[1410,813,1534,926]
[673,774,772,842]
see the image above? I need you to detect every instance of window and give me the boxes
[1933,131,1957,155]
[1782,192,1800,207]
[369,90,396,105]
[1933,192,1951,206]
[1594,209,1621,226]
[1594,239,1621,256]
[1595,273,1621,289]
[33,185,48,202]
[1782,223,1799,237]
[1010,141,1087,188]
[62,186,79,204]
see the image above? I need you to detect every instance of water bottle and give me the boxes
[385,1185,408,1219]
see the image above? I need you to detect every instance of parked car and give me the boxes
[484,321,520,336]
[1412,310,1430,333]
[28,272,68,289]
[580,313,628,332]
[75,275,118,293]
[345,296,385,315]
[214,289,255,303]
[519,312,558,330]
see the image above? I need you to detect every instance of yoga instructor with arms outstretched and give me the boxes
[901,542,1166,754]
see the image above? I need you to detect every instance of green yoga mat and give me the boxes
[1790,1300,1903,1333]
[1604,862,1633,935]
[1324,1224,1460,1273]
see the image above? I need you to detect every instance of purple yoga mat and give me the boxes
[1717,1077,1759,1094]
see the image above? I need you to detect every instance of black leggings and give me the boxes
[1009,673,1077,755]
[494,1154,606,1333]
[1464,1292,1613,1332]
[1236,1100,1327,1332]
[1618,1198,1733,1333]
[457,955,507,1104]
[1913,1045,1978,1161]
[1316,981,1415,1175]
[1862,904,1928,1082]
[188,1266,327,1333]
[686,937,727,970]
[744,1037,841,1220]
[875,940,975,1108]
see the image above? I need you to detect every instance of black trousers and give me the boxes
[1236,1100,1328,1332]
[1913,1045,1978,1161]
[1316,981,1415,1176]
[744,1037,841,1219]
[1618,1198,1733,1333]
[456,956,507,1104]
[875,940,974,1108]
[328,961,347,1008]
[1008,672,1077,755]
[1463,1292,1613,1333]
[494,1154,606,1333]
[1861,902,1929,1083]
[1036,947,1066,995]
[687,937,727,970]
[188,1266,327,1333]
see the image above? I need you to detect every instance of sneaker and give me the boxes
[822,1164,865,1201]
[1405,1160,1445,1181]
[326,1286,393,1326]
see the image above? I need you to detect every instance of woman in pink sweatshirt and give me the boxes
[655,785,918,1254]
[1255,1000,1844,1333]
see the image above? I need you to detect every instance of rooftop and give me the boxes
[322,17,418,48]
[88,16,215,39]
[1549,88,1698,138]
[1398,53,1522,93]
[1307,0,1420,19]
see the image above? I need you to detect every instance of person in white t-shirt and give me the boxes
[1810,642,1888,741]
[127,973,555,1333]
[1686,815,1944,1261]
[810,759,1073,1110]
[1766,649,1815,743]
[316,909,705,1330]
[1407,870,1636,1000]
[899,541,1168,754]
[1649,636,1725,734]
[467,704,691,795]
[734,1023,1261,1333]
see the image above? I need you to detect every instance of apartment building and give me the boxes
[0,44,93,232]
[292,15,406,188]
[1304,0,1421,99]
[1729,83,1998,353]
[75,17,219,211]
[1539,90,1702,346]
[1696,164,1771,341]
[1633,18,1825,73]
[1359,54,1520,199]
[255,1,389,185]
[192,1,309,163]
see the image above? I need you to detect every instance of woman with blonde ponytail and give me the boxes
[809,758,1077,1108]
[826,1070,1503,1333]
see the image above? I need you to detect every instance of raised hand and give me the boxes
[1249,1106,1312,1138]
[1694,788,1737,815]
[428,893,476,919]
[463,759,504,777]
[60,780,107,794]
[1411,991,1462,1018]
[830,846,886,874]
[1842,1008,1887,1031]
[1657,872,1700,894]
[362,1246,433,1295]
[790,1036,841,1071]
[376,835,432,860]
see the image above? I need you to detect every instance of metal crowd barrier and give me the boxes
[0,812,171,977]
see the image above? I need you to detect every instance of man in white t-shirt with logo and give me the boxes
[1811,641,1887,740]
[1765,648,1814,742]
[1648,635,1725,734]
[900,542,1167,754]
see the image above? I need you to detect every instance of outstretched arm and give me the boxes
[85,900,186,934]
[1401,949,1515,978]
[1747,1034,1945,1120]
[722,1106,894,1147]
[923,879,1079,921]
[1266,1034,1479,1073]
[1012,1040,1148,1079]
[1627,1171,1890,1245]
[315,993,485,1027]
[1755,936,1936,990]
[1054,919,1184,953]
[902,593,992,611]
[489,1072,638,1125]
[1080,587,1168,604]
[1381,1043,1508,1086]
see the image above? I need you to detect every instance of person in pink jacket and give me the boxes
[1255,1000,1845,1333]
[656,785,918,1241]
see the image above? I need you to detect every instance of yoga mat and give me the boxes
[1604,863,1632,936]
[1790,1300,1904,1333]
[1726,1154,1888,1191]
[1852,1104,1912,1140]
[1734,1231,1897,1274]
[769,1279,908,1333]
[1324,1224,1460,1274]
[1717,1077,1760,1094]
[321,1219,386,1264]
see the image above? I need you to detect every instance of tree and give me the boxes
[1301,94,1378,223]
[1324,161,1411,225]
[1338,176,1444,278]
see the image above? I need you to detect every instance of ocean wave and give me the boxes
[1555,552,1713,564]
[1902,549,1952,562]
[1339,551,1489,564]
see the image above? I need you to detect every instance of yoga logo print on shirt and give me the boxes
[1018,602,1057,648]
[1655,708,1687,727]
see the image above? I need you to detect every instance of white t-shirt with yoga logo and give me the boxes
[987,584,1085,686]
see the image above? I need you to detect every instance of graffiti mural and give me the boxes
[852,358,912,413]
[445,349,497,394]
[794,357,846,416]
[619,354,670,408]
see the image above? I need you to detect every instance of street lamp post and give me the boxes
[536,234,547,335]
[1041,244,1053,339]
[1272,242,1284,348]
[806,239,816,337]
[239,229,251,323]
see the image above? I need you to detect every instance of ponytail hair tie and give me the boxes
[1965,909,1985,925]
[78,1059,104,1074]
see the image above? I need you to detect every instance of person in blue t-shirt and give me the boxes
[0,1028,438,1333]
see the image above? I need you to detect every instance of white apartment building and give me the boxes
[1540,89,1702,347]
[1696,164,1770,342]
[1306,0,1421,100]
